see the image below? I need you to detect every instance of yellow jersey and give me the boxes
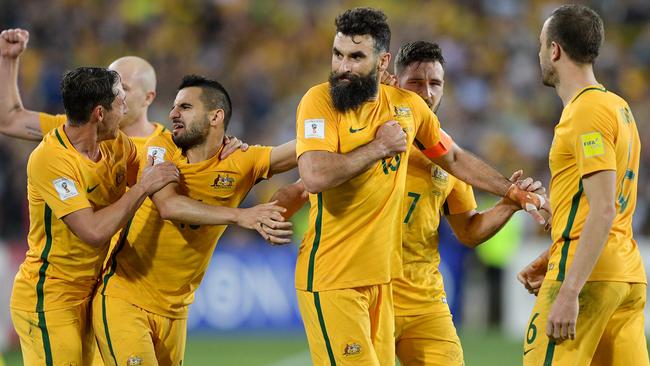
[100,131,273,318]
[393,147,476,316]
[546,85,645,283]
[11,126,138,311]
[39,113,167,159]
[295,83,449,292]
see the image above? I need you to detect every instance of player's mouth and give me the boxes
[172,120,185,134]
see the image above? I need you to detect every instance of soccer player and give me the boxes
[9,66,179,366]
[294,8,547,365]
[518,5,647,365]
[93,75,297,365]
[390,41,545,366]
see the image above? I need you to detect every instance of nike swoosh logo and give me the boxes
[86,184,100,193]
[523,348,534,356]
[349,126,368,133]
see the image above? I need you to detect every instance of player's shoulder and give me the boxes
[383,85,431,114]
[150,122,168,137]
[228,144,272,162]
[570,86,626,114]
[301,82,331,102]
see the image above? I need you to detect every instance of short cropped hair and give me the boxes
[61,67,120,125]
[335,7,391,53]
[547,4,604,64]
[178,75,233,131]
[395,41,445,74]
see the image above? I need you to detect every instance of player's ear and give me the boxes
[92,105,104,123]
[550,41,561,62]
[143,91,156,107]
[209,109,224,127]
[377,52,391,73]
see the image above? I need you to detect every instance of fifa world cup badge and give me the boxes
[126,354,144,365]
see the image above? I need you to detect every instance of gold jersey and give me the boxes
[101,131,273,318]
[295,83,450,292]
[393,147,476,316]
[546,85,645,283]
[11,126,138,311]
[39,112,166,159]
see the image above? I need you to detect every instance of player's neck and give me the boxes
[63,122,102,162]
[556,63,599,106]
[184,131,224,164]
[120,114,155,137]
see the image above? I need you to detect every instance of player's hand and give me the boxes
[220,135,249,160]
[546,290,579,342]
[237,201,293,245]
[517,252,548,296]
[0,28,29,59]
[140,155,180,195]
[380,70,397,87]
[506,180,548,225]
[373,120,407,158]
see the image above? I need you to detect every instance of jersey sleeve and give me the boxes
[124,135,140,187]
[28,150,91,219]
[296,86,340,158]
[139,131,178,178]
[39,113,66,135]
[571,102,617,176]
[444,177,477,215]
[411,96,451,159]
[247,145,273,183]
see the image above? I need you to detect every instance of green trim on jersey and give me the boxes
[556,180,583,281]
[306,192,323,292]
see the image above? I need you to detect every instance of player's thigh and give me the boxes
[92,294,157,366]
[370,283,395,366]
[11,305,87,366]
[297,287,380,366]
[395,309,463,366]
[523,281,621,366]
[152,315,187,366]
[592,283,649,366]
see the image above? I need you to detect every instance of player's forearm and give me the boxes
[155,194,240,226]
[269,140,298,174]
[456,203,519,247]
[299,143,385,193]
[436,146,512,197]
[559,207,614,297]
[0,56,23,126]
[84,184,149,246]
[270,180,308,219]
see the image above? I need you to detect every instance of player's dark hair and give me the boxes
[395,41,445,74]
[61,67,120,125]
[546,4,603,64]
[335,7,391,53]
[178,74,232,131]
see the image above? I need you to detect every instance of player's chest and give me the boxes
[338,105,416,154]
[548,125,574,176]
[80,154,127,207]
[177,168,247,207]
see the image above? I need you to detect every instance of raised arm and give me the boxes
[299,121,406,193]
[0,29,46,140]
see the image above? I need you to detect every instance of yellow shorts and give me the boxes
[395,302,463,366]
[10,298,97,366]
[523,280,649,366]
[297,283,395,366]
[92,293,187,366]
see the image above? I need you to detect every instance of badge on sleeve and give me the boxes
[304,119,325,139]
[53,177,79,200]
[580,132,605,157]
[147,146,166,165]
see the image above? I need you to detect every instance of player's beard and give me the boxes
[172,116,210,151]
[540,60,558,87]
[329,69,378,112]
